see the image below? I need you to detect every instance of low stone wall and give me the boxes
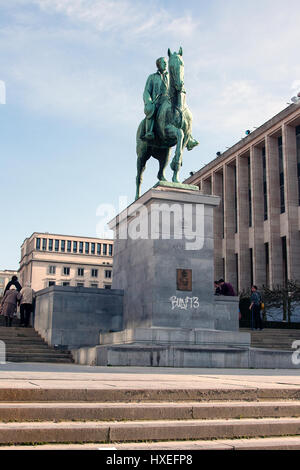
[34,286,123,349]
[214,296,240,331]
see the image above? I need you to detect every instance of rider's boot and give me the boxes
[186,136,199,151]
[142,118,155,141]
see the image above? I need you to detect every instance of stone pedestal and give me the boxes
[111,185,227,330]
[75,185,250,367]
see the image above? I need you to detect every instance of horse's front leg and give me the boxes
[170,128,184,183]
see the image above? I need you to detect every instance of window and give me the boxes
[62,282,70,287]
[105,270,112,279]
[250,248,253,286]
[282,236,288,287]
[85,242,90,254]
[48,239,53,251]
[296,126,300,205]
[265,242,269,287]
[91,243,95,254]
[79,242,83,253]
[235,253,239,293]
[234,166,238,233]
[103,244,107,255]
[109,244,113,256]
[105,285,111,290]
[55,239,59,252]
[42,238,47,251]
[63,267,70,276]
[77,268,84,277]
[278,137,285,213]
[49,265,56,275]
[67,241,71,253]
[36,238,41,250]
[262,147,268,221]
[90,283,98,288]
[91,269,98,278]
[97,243,101,255]
[73,241,78,253]
[248,157,252,227]
[77,282,84,287]
[61,240,65,252]
[49,281,55,287]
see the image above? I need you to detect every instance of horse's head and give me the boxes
[168,47,184,92]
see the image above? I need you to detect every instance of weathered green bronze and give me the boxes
[135,47,199,200]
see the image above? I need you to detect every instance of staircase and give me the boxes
[0,387,300,449]
[243,328,300,350]
[0,325,73,363]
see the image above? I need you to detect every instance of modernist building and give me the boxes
[185,103,300,292]
[0,270,19,296]
[19,233,114,291]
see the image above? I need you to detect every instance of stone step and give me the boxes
[0,387,300,403]
[0,401,300,422]
[5,343,58,352]
[6,353,73,362]
[3,436,300,450]
[0,338,48,344]
[0,417,300,444]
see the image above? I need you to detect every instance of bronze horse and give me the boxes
[135,48,198,200]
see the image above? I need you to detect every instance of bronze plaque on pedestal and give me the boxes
[176,269,192,291]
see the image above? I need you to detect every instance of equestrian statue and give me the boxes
[135,47,199,200]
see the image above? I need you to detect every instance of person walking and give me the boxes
[19,282,35,327]
[249,285,263,330]
[0,285,21,327]
[4,275,22,294]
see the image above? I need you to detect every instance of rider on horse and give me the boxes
[142,57,198,151]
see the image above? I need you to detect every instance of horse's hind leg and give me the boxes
[157,148,171,182]
[136,152,150,200]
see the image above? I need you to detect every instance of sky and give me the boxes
[1,0,300,270]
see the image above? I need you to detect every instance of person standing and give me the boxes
[0,285,21,327]
[249,285,263,330]
[214,281,221,295]
[19,282,35,327]
[218,279,236,296]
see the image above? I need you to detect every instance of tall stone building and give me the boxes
[185,103,300,292]
[19,233,113,291]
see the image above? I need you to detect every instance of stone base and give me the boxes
[73,343,250,368]
[99,327,250,348]
[72,326,251,368]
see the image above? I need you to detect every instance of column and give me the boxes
[266,135,283,286]
[236,155,251,291]
[223,162,237,289]
[250,146,265,286]
[282,124,300,280]
[212,170,224,280]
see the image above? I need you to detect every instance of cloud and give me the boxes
[32,0,199,40]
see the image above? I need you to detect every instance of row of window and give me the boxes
[49,281,111,289]
[36,238,113,256]
[223,237,287,291]
[212,127,300,236]
[49,265,112,278]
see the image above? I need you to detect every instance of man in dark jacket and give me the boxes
[218,279,236,296]
[4,275,22,294]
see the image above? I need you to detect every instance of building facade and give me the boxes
[0,270,19,296]
[185,103,300,292]
[19,233,113,291]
